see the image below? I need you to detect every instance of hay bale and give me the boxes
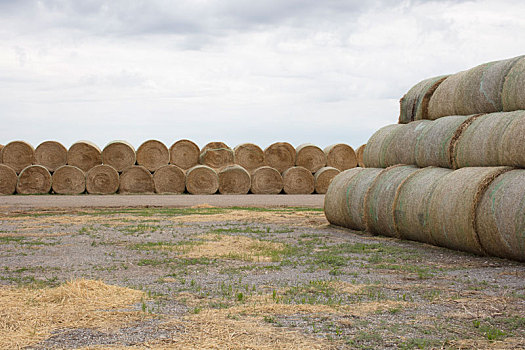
[34,141,67,172]
[364,165,419,237]
[282,166,314,194]
[427,167,510,255]
[186,165,219,195]
[68,141,102,172]
[119,165,155,194]
[86,164,119,195]
[427,71,467,119]
[0,164,17,195]
[2,141,35,173]
[501,110,525,167]
[476,170,525,261]
[399,75,449,123]
[16,165,52,194]
[152,164,185,194]
[355,144,365,168]
[381,120,431,167]
[218,164,251,194]
[169,139,200,170]
[393,167,452,243]
[362,124,402,168]
[102,140,136,172]
[264,142,296,173]
[250,166,283,194]
[324,144,357,171]
[199,148,234,169]
[0,144,3,163]
[314,167,340,194]
[324,168,363,228]
[136,140,169,172]
[202,142,229,153]
[502,56,525,111]
[234,143,265,171]
[295,144,326,173]
[51,165,85,195]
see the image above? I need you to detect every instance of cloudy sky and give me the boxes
[1,0,524,150]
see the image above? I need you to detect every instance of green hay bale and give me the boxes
[502,56,525,111]
[381,120,431,167]
[478,56,522,111]
[16,165,52,195]
[362,124,402,168]
[428,71,467,120]
[324,168,363,228]
[399,75,448,124]
[500,110,525,167]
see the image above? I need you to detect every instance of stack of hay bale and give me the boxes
[325,55,525,261]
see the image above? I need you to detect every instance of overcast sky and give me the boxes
[1,0,524,150]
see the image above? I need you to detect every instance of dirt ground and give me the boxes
[0,203,524,349]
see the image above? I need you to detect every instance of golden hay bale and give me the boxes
[314,167,340,194]
[202,141,229,153]
[153,164,185,194]
[355,144,366,167]
[427,167,511,255]
[427,71,467,119]
[393,167,452,244]
[362,124,402,168]
[250,166,283,194]
[34,141,67,172]
[67,141,102,172]
[16,165,52,194]
[476,170,525,261]
[186,165,219,195]
[119,165,154,194]
[234,143,266,171]
[282,166,314,194]
[381,120,431,167]
[502,55,525,111]
[101,140,136,172]
[399,75,449,123]
[199,148,234,169]
[0,144,3,162]
[264,142,296,173]
[136,140,169,172]
[169,139,200,170]
[295,143,326,173]
[0,164,17,195]
[51,165,85,195]
[218,164,251,194]
[2,140,35,173]
[364,165,419,237]
[324,144,357,171]
[86,164,119,194]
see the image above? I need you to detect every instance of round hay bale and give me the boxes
[153,164,185,194]
[68,141,102,172]
[362,124,402,168]
[393,167,452,243]
[2,141,35,173]
[0,144,4,163]
[218,164,251,194]
[202,142,229,153]
[476,170,525,261]
[186,165,219,195]
[264,142,296,173]
[364,165,419,237]
[295,144,326,173]
[234,143,265,171]
[16,165,52,194]
[169,139,200,170]
[51,165,85,195]
[427,71,468,120]
[314,167,340,194]
[102,140,136,172]
[34,141,67,172]
[250,166,283,194]
[86,164,119,195]
[324,144,357,171]
[399,75,449,123]
[119,165,154,194]
[324,168,363,228]
[136,140,169,172]
[427,166,511,255]
[355,144,366,168]
[500,110,525,167]
[0,164,17,195]
[282,166,314,194]
[199,148,234,169]
[381,120,431,167]
[502,55,525,111]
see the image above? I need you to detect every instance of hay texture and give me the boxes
[427,167,511,255]
[502,55,525,111]
[34,141,67,172]
[234,143,266,171]
[2,141,35,173]
[202,142,229,153]
[393,167,452,244]
[170,139,200,170]
[51,165,85,195]
[101,140,136,172]
[364,165,418,237]
[264,142,296,173]
[501,110,525,167]
[199,148,234,169]
[356,144,366,168]
[476,170,525,261]
[16,165,52,194]
[186,165,219,195]
[295,143,326,173]
[0,144,3,162]
[324,168,363,228]
[324,144,357,171]
[68,141,102,172]
[153,164,185,194]
[428,71,467,119]
[250,166,283,194]
[0,164,17,195]
[362,124,402,168]
[218,164,251,194]
[119,165,154,194]
[136,140,169,172]
[86,164,120,195]
[314,167,340,194]
[399,75,448,123]
[282,166,314,194]
[381,120,430,167]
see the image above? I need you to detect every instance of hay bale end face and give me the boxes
[199,148,234,169]
[169,139,200,170]
[153,165,185,194]
[234,143,266,171]
[324,144,357,171]
[34,141,68,172]
[264,142,296,173]
[399,75,449,123]
[102,140,136,172]
[136,140,169,172]
[218,164,251,194]
[16,165,52,194]
[381,120,431,167]
[51,165,86,195]
[0,144,3,162]
[282,166,314,194]
[502,55,525,111]
[362,124,401,168]
[186,165,219,195]
[314,167,340,194]
[119,165,155,194]
[295,143,326,173]
[68,141,102,172]
[355,144,366,168]
[250,166,283,194]
[86,164,119,195]
[202,142,229,153]
[2,141,35,173]
[0,164,17,195]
